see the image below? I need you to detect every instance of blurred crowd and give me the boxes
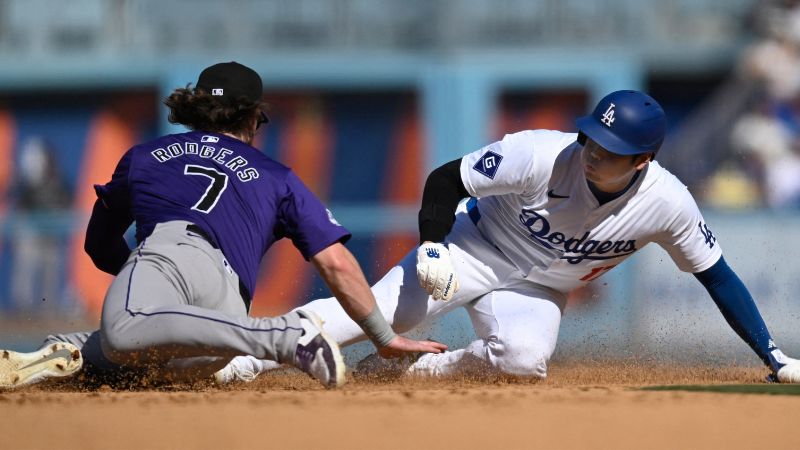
[5,137,73,313]
[705,0,800,209]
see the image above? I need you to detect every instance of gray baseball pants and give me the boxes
[46,220,303,381]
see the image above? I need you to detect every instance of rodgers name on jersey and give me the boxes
[148,135,260,182]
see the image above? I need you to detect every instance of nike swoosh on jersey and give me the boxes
[547,189,569,199]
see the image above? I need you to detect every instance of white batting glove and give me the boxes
[771,349,800,383]
[416,242,459,301]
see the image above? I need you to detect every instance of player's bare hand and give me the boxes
[416,242,460,301]
[377,335,448,359]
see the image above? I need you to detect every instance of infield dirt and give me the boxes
[0,361,796,450]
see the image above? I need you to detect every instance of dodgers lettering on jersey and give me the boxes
[94,131,351,298]
[459,129,722,293]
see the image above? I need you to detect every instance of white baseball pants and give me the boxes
[301,202,567,378]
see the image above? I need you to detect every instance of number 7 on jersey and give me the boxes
[184,164,229,213]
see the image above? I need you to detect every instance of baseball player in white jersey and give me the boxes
[219,90,800,383]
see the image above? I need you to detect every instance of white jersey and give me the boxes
[459,129,722,293]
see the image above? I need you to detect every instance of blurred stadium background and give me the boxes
[1,0,799,366]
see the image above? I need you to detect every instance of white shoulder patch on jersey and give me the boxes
[326,209,341,226]
[201,135,220,143]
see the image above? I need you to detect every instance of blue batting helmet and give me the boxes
[574,90,666,155]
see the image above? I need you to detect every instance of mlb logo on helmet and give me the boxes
[196,62,263,103]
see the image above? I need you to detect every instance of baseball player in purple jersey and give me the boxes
[0,62,445,390]
[221,90,800,384]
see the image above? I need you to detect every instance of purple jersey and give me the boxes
[94,131,351,299]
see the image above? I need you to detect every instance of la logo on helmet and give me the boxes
[601,103,616,127]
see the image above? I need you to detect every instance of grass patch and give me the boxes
[641,384,800,395]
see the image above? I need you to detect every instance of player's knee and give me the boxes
[99,317,138,364]
[98,333,126,365]
[487,338,550,378]
[98,331,127,364]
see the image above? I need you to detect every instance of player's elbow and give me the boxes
[320,255,352,276]
[312,243,359,278]
[84,241,111,272]
[84,241,126,275]
[83,233,101,262]
[84,199,132,275]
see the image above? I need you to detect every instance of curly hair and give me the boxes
[164,84,266,143]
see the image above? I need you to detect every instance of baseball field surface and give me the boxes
[1,361,796,450]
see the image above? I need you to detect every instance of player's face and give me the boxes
[581,139,650,192]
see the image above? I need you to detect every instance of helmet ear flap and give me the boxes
[577,132,587,146]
